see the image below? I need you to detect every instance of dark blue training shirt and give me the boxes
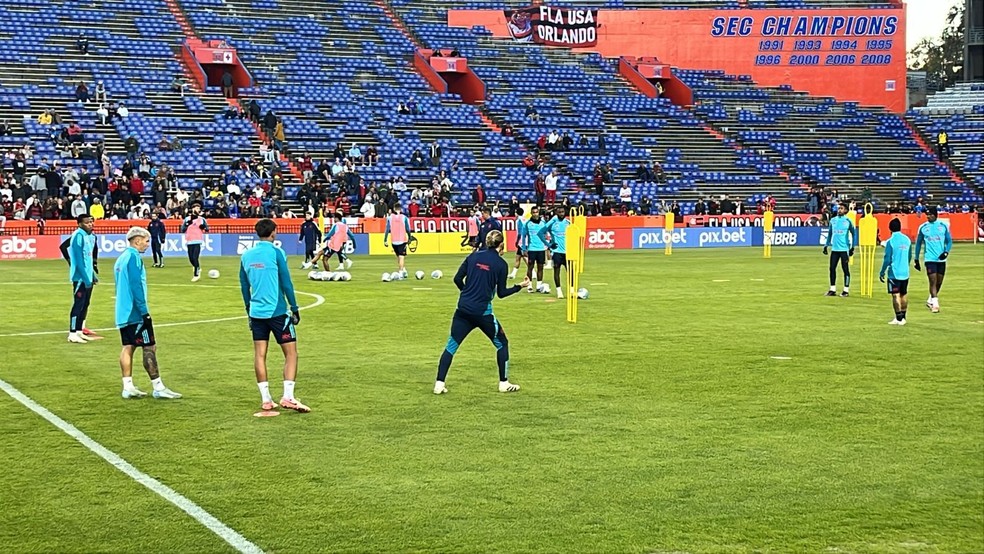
[476,217,502,250]
[454,249,521,315]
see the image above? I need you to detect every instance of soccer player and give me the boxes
[524,206,548,293]
[460,209,480,250]
[879,218,912,326]
[148,211,166,268]
[60,215,101,341]
[476,206,502,251]
[508,207,528,280]
[114,227,182,399]
[180,204,209,282]
[823,204,856,297]
[434,230,529,395]
[913,206,953,313]
[542,205,571,299]
[322,212,356,270]
[298,214,321,269]
[66,213,98,343]
[383,203,412,279]
[240,219,309,413]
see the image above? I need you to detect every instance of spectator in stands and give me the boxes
[472,184,485,206]
[502,124,513,137]
[429,141,442,167]
[0,120,11,136]
[77,32,89,55]
[547,130,560,151]
[348,143,363,165]
[597,132,607,154]
[578,135,588,149]
[407,98,420,115]
[260,141,276,165]
[170,77,189,97]
[397,102,410,115]
[223,105,239,119]
[299,154,314,182]
[544,169,561,205]
[263,110,278,137]
[273,120,285,152]
[720,195,735,215]
[221,70,235,98]
[431,49,443,58]
[115,102,129,119]
[636,163,654,182]
[522,152,535,172]
[96,104,109,125]
[29,168,46,201]
[525,104,540,121]
[359,194,375,218]
[66,123,83,144]
[536,134,546,152]
[94,82,107,103]
[366,145,378,166]
[124,135,139,164]
[158,136,173,152]
[639,196,652,216]
[562,132,573,151]
[936,129,951,161]
[618,182,632,208]
[75,81,90,103]
[246,99,261,124]
[602,163,615,184]
[37,110,53,125]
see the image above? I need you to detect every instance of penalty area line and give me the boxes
[0,290,325,338]
[0,377,264,554]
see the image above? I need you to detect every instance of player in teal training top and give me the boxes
[542,205,572,299]
[823,204,857,297]
[879,218,913,326]
[114,227,182,399]
[913,206,953,313]
[523,205,548,293]
[239,218,309,413]
[508,207,528,280]
[66,213,97,343]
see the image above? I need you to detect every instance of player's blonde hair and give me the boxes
[126,226,151,242]
[486,230,505,251]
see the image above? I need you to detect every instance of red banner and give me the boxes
[0,235,63,260]
[687,214,825,227]
[408,217,518,234]
[586,228,632,250]
[504,6,598,47]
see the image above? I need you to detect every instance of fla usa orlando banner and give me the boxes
[505,6,598,47]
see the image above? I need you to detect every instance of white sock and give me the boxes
[122,376,134,389]
[258,381,272,403]
[843,287,849,293]
[68,331,78,339]
[932,297,939,307]
[151,378,165,391]
[508,269,516,278]
[82,320,87,329]
[283,380,295,400]
[829,286,836,291]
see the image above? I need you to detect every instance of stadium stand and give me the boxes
[908,83,984,197]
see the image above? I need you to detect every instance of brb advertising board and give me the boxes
[0,235,62,260]
[449,7,906,111]
[504,6,598,47]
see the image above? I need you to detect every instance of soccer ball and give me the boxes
[392,272,403,281]
[431,270,443,279]
[538,283,550,294]
[320,272,332,281]
[415,270,425,280]
[577,288,589,299]
[339,272,351,281]
[307,271,317,280]
[207,269,220,279]
[382,272,392,282]
[330,272,343,281]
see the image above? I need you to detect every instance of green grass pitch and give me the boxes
[0,246,982,553]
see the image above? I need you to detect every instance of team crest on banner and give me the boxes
[504,6,598,48]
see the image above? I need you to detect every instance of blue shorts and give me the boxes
[250,314,296,344]
[392,243,407,256]
[925,261,946,276]
[887,278,909,295]
[552,253,567,267]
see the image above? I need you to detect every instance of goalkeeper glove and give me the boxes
[914,260,921,271]
[822,247,828,255]
[939,251,949,260]
[879,274,885,283]
[290,310,300,325]
[549,242,557,250]
[849,248,855,257]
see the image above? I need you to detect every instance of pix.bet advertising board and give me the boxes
[633,227,755,249]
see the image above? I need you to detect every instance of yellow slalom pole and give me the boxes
[763,209,775,259]
[858,203,878,298]
[664,213,674,256]
[846,209,858,266]
[573,206,586,274]
[565,223,584,323]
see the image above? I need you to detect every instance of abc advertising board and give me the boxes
[0,235,62,260]
[586,228,632,250]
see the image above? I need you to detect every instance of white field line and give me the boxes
[0,284,324,338]
[0,377,264,554]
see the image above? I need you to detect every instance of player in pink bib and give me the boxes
[383,204,413,278]
[310,212,357,271]
[179,204,209,282]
